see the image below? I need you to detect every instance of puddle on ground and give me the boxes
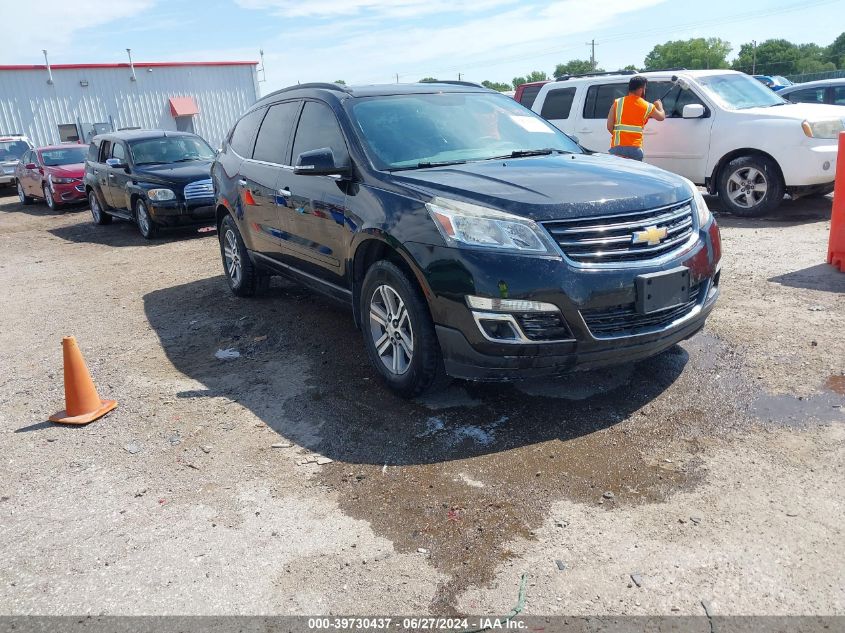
[751,376,845,426]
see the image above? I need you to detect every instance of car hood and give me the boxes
[389,153,691,221]
[133,161,212,184]
[47,163,84,178]
[741,103,845,122]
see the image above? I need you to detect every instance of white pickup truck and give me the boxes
[529,70,842,216]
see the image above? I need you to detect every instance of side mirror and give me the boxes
[25,162,37,170]
[682,104,706,119]
[105,158,127,169]
[294,147,349,176]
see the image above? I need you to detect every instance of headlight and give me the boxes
[147,188,175,201]
[802,119,845,139]
[50,176,76,184]
[425,197,558,255]
[682,178,711,227]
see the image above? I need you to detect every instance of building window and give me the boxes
[58,123,80,143]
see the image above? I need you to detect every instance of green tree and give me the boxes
[825,32,845,67]
[419,77,439,83]
[644,37,732,70]
[553,59,602,78]
[481,80,512,92]
[511,70,549,89]
[732,39,800,75]
[621,64,639,72]
[334,79,346,85]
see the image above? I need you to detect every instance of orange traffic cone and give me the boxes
[49,336,117,425]
[828,131,845,272]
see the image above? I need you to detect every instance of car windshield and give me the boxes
[129,136,215,165]
[698,74,786,109]
[40,146,88,166]
[773,76,792,85]
[348,92,582,170]
[0,140,30,161]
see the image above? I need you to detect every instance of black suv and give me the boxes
[212,82,721,396]
[84,130,216,238]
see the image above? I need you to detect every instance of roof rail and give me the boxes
[431,80,486,88]
[260,82,353,101]
[555,70,637,81]
[640,67,688,73]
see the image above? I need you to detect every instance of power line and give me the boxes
[361,0,838,83]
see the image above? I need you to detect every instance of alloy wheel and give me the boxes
[136,200,151,236]
[17,181,25,204]
[369,284,414,375]
[90,194,101,222]
[44,186,54,210]
[726,166,768,209]
[222,229,242,287]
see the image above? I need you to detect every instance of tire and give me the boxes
[219,214,261,297]
[17,180,33,205]
[717,155,784,217]
[359,260,445,397]
[43,184,59,211]
[89,191,112,225]
[134,198,158,239]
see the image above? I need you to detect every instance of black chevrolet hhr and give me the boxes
[84,130,216,238]
[212,82,721,396]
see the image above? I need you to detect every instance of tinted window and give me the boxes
[834,86,845,106]
[111,143,126,161]
[130,136,215,165]
[786,88,826,104]
[519,85,543,108]
[645,82,706,118]
[87,141,100,162]
[540,88,576,119]
[292,102,349,166]
[253,101,300,164]
[229,108,265,158]
[98,140,112,162]
[0,140,30,161]
[583,83,627,119]
[41,146,88,166]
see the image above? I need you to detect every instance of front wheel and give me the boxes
[717,155,784,217]
[135,198,158,239]
[44,185,59,211]
[17,181,33,205]
[360,260,445,397]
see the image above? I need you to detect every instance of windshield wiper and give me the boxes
[484,148,567,160]
[390,160,467,171]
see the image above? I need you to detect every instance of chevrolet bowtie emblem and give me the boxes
[632,225,668,246]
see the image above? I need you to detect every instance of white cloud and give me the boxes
[2,0,155,63]
[236,0,514,19]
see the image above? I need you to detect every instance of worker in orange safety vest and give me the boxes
[606,75,665,161]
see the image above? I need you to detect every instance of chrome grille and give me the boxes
[581,282,702,338]
[543,200,695,265]
[183,179,214,201]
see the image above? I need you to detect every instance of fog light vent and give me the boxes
[478,318,520,342]
[515,312,572,341]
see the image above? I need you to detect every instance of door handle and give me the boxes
[577,128,593,134]
[237,179,248,187]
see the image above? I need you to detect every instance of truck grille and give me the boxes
[581,283,702,338]
[183,179,214,201]
[543,200,695,265]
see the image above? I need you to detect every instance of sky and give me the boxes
[3,0,844,94]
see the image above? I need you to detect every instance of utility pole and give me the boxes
[458,72,462,81]
[586,39,597,71]
[395,73,399,84]
[752,40,757,74]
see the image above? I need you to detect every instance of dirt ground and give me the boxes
[0,189,842,618]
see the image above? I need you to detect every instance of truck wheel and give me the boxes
[717,155,784,217]
[360,260,445,397]
[219,214,261,297]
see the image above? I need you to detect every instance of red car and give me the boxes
[15,144,88,210]
[513,80,550,108]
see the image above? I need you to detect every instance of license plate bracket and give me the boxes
[636,267,690,314]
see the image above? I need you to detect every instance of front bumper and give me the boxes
[782,143,838,187]
[148,197,216,227]
[51,182,87,203]
[406,220,722,381]
[0,174,16,185]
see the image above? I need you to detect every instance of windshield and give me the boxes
[698,74,786,109]
[0,140,31,161]
[129,136,215,165]
[348,92,582,170]
[40,146,88,166]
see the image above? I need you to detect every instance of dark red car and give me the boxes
[15,144,88,210]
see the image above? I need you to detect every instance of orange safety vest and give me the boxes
[610,95,654,149]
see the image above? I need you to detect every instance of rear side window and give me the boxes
[252,101,300,165]
[583,83,627,119]
[540,88,576,119]
[229,108,265,158]
[519,85,543,108]
[87,141,100,162]
[786,88,826,104]
[834,86,845,106]
[291,102,349,166]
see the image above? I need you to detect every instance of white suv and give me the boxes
[530,70,842,216]
[0,134,34,187]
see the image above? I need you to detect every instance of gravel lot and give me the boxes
[0,189,843,617]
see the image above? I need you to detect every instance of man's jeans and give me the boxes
[609,145,644,161]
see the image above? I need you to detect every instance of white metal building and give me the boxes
[0,60,259,148]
